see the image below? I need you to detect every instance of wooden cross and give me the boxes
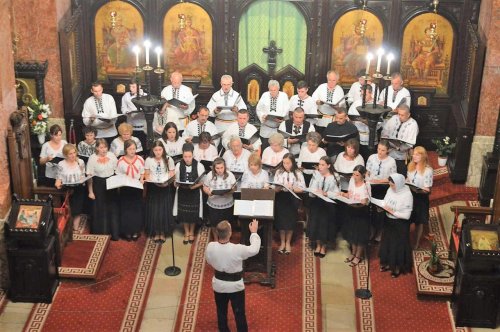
[263,40,282,74]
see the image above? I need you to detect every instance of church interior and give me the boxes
[0,0,499,331]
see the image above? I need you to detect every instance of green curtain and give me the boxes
[238,0,307,73]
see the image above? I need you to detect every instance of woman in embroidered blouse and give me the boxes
[406,146,433,249]
[174,143,205,244]
[241,153,270,189]
[365,139,397,242]
[273,153,305,254]
[307,156,340,258]
[39,124,68,187]
[261,133,289,167]
[298,132,327,186]
[334,138,365,191]
[77,126,97,164]
[144,140,175,243]
[203,158,237,241]
[116,139,145,241]
[378,173,414,278]
[159,122,186,160]
[222,136,251,174]
[86,138,119,239]
[193,132,218,162]
[338,165,371,267]
[55,143,87,231]
[110,122,143,157]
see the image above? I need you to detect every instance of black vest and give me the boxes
[179,159,199,182]
[285,120,310,135]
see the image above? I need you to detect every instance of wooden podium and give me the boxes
[238,188,276,288]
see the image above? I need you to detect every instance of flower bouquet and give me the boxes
[28,99,51,143]
[432,136,456,157]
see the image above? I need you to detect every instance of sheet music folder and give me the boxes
[324,132,358,143]
[240,132,260,146]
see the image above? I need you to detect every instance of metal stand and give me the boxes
[355,241,372,299]
[164,234,181,276]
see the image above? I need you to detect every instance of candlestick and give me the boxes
[155,46,162,68]
[365,53,373,75]
[376,48,384,72]
[144,40,151,65]
[132,45,140,67]
[386,53,394,75]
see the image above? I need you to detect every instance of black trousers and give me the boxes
[214,290,248,332]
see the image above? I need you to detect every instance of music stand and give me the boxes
[164,233,181,276]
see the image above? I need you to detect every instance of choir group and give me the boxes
[39,69,430,278]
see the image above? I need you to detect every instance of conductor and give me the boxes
[205,219,261,332]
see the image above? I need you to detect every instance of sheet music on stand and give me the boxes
[106,174,143,190]
[234,199,274,219]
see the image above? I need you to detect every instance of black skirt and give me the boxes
[145,183,174,237]
[176,187,201,224]
[90,176,119,237]
[410,192,430,225]
[379,217,412,272]
[343,205,370,246]
[275,191,299,231]
[119,187,144,236]
[68,185,86,217]
[208,206,233,227]
[307,198,338,243]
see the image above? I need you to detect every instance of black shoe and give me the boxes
[131,234,140,241]
[391,271,401,278]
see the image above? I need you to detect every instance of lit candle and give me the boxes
[155,46,162,68]
[132,45,140,67]
[386,53,395,75]
[144,40,151,65]
[365,53,373,75]
[376,48,385,72]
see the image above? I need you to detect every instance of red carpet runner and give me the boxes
[175,226,322,331]
[23,237,160,332]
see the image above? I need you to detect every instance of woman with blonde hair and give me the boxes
[110,122,143,157]
[406,146,433,249]
[241,153,269,189]
[261,133,289,167]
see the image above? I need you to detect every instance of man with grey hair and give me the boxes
[381,104,419,175]
[205,219,260,332]
[311,70,346,134]
[377,72,412,112]
[256,80,290,150]
[208,74,247,133]
[159,71,195,132]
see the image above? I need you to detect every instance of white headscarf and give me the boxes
[389,173,406,192]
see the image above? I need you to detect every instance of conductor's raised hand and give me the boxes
[249,219,259,233]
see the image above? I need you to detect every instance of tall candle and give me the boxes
[376,48,385,72]
[365,53,373,75]
[132,46,140,67]
[144,40,151,65]
[155,47,162,68]
[386,53,395,75]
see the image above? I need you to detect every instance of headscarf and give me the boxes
[389,173,406,192]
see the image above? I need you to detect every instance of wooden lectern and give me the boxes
[238,188,276,288]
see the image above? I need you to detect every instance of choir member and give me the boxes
[377,72,412,112]
[323,108,359,158]
[241,153,270,189]
[121,79,147,149]
[221,109,261,154]
[333,138,365,191]
[86,138,119,239]
[174,143,205,244]
[159,122,186,160]
[223,136,251,174]
[346,70,375,105]
[183,106,220,147]
[160,71,195,132]
[381,104,419,176]
[261,133,289,167]
[203,158,237,241]
[278,107,315,156]
[110,122,143,157]
[307,156,340,258]
[379,173,414,278]
[207,74,247,133]
[193,132,219,162]
[256,80,289,151]
[82,82,118,144]
[55,143,87,231]
[273,153,306,254]
[288,80,317,126]
[39,124,68,187]
[77,126,97,164]
[311,71,345,134]
[338,165,371,267]
[365,140,397,242]
[144,141,176,244]
[406,146,433,249]
[297,132,327,186]
[116,139,145,241]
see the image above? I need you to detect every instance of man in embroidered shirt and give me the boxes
[311,70,346,134]
[278,107,315,156]
[208,75,247,133]
[183,106,220,147]
[82,82,118,143]
[205,219,260,332]
[377,72,412,112]
[121,79,147,149]
[160,71,195,133]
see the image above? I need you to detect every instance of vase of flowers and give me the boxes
[28,98,51,144]
[432,136,456,167]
